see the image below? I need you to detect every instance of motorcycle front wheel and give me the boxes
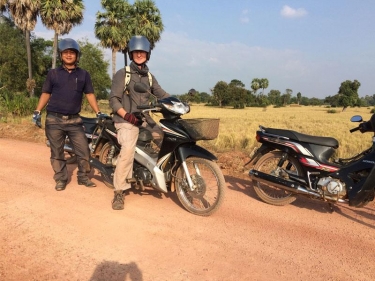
[175,157,226,216]
[253,151,302,206]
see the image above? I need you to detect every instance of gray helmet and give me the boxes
[128,35,151,61]
[58,38,80,62]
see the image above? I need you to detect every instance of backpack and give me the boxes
[124,65,152,92]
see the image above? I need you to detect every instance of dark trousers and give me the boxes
[45,114,91,182]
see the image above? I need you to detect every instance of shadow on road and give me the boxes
[89,260,143,281]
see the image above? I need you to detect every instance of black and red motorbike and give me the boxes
[247,115,375,210]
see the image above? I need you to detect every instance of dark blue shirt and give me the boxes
[42,66,95,115]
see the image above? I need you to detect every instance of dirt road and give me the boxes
[0,138,374,281]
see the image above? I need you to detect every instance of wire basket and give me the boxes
[179,118,220,140]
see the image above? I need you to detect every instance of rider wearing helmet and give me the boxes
[32,38,101,191]
[58,38,81,65]
[109,35,170,210]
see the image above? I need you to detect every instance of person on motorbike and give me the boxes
[32,38,102,191]
[109,35,170,210]
[359,114,375,133]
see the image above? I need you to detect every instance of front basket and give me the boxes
[179,118,220,141]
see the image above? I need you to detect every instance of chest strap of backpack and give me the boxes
[124,65,153,93]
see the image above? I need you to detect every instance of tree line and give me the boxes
[1,0,374,115]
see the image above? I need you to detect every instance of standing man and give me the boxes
[109,35,169,210]
[32,38,102,191]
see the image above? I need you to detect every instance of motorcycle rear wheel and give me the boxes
[98,142,116,189]
[253,151,301,206]
[175,157,226,216]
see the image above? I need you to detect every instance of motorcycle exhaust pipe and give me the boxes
[249,169,318,196]
[249,169,347,203]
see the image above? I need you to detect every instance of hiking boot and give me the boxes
[55,180,67,191]
[78,178,96,187]
[112,190,125,210]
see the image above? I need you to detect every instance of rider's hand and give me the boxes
[96,111,107,119]
[123,112,142,126]
[359,121,371,133]
[32,110,42,128]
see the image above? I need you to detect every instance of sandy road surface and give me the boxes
[0,138,374,281]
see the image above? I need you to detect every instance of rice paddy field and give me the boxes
[179,104,374,159]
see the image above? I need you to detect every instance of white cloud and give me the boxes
[240,9,249,23]
[280,5,308,18]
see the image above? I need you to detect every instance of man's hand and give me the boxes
[96,111,108,119]
[32,110,42,128]
[123,113,142,126]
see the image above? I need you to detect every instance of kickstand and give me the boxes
[328,203,334,213]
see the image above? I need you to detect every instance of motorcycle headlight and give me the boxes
[164,101,190,115]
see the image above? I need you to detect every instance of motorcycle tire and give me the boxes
[98,142,115,189]
[175,157,226,216]
[252,151,301,206]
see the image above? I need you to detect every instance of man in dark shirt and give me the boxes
[33,38,101,191]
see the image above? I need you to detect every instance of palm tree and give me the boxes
[40,0,84,69]
[95,0,133,77]
[131,0,164,49]
[128,0,163,66]
[3,0,40,97]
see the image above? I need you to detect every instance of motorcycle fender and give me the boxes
[177,144,217,162]
[245,145,273,167]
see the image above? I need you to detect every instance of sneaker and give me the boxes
[55,180,67,191]
[112,190,125,210]
[78,178,96,187]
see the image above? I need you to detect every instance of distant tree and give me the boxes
[259,78,269,94]
[78,39,111,100]
[0,16,28,92]
[251,78,261,95]
[199,92,210,103]
[228,79,246,109]
[4,0,39,97]
[40,0,84,69]
[30,37,53,96]
[337,79,361,110]
[212,81,229,107]
[297,92,302,105]
[267,89,281,105]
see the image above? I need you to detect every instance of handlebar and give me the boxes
[350,127,360,133]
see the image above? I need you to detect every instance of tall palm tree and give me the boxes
[132,0,163,49]
[95,0,132,77]
[3,0,40,97]
[40,0,84,69]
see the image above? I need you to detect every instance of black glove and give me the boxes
[32,110,42,128]
[124,113,142,126]
[359,121,371,133]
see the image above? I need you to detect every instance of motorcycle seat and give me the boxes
[263,127,339,148]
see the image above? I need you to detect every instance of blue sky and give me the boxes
[34,0,375,99]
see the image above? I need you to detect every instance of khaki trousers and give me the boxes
[113,122,139,191]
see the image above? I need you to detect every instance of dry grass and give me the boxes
[1,102,373,160]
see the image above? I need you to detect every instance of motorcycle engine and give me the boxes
[316,177,346,198]
[133,165,152,185]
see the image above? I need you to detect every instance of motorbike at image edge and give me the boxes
[72,82,225,216]
[246,115,375,211]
